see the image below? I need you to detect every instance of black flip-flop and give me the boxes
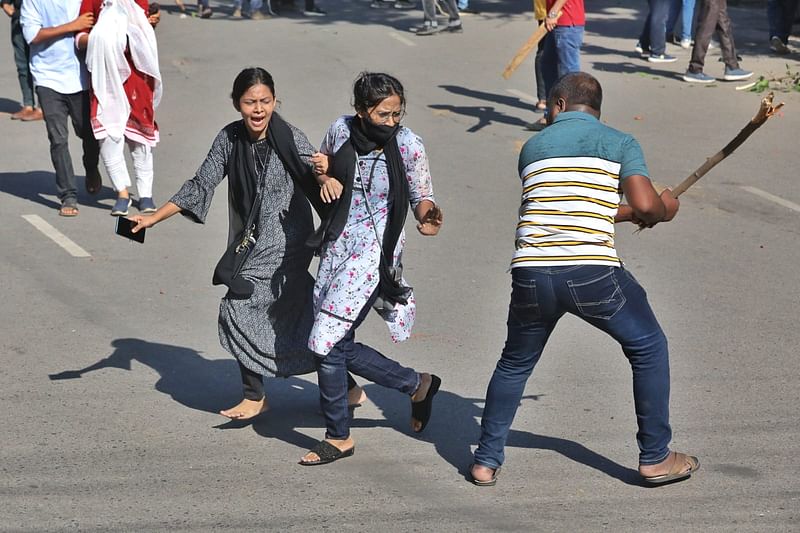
[469,465,500,487]
[411,374,441,433]
[298,440,355,466]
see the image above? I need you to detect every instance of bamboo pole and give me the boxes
[502,0,568,80]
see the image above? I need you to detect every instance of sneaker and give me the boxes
[416,24,441,36]
[723,67,753,81]
[770,36,790,55]
[394,0,415,9]
[370,0,392,7]
[138,197,157,214]
[250,10,267,19]
[648,53,677,63]
[634,41,649,58]
[682,70,715,83]
[232,7,242,16]
[111,197,132,217]
[459,7,479,14]
[679,38,692,49]
[303,6,326,16]
[446,22,463,33]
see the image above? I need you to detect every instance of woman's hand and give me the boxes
[310,152,331,176]
[416,204,443,236]
[129,214,158,233]
[319,176,342,204]
[148,11,160,26]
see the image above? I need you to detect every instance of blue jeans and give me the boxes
[474,265,673,470]
[316,291,420,440]
[767,0,799,42]
[667,0,697,41]
[542,25,584,99]
[639,0,672,55]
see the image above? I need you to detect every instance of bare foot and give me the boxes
[348,385,367,407]
[410,372,433,432]
[300,437,354,464]
[219,397,269,419]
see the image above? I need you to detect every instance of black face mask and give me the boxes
[351,115,399,154]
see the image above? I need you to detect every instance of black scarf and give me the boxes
[308,116,410,306]
[227,112,326,236]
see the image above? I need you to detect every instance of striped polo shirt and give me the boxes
[512,111,649,268]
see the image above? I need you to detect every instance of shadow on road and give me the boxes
[0,96,23,114]
[48,338,641,483]
[361,383,643,485]
[0,170,115,211]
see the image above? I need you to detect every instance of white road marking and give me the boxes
[740,186,800,213]
[388,32,416,47]
[506,89,539,104]
[22,214,91,258]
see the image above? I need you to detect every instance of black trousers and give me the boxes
[689,0,740,73]
[239,361,358,400]
[36,86,100,204]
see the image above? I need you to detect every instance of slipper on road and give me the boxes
[411,374,441,433]
[469,465,500,487]
[642,452,700,485]
[299,440,355,466]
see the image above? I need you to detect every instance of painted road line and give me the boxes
[507,89,539,104]
[22,214,91,258]
[740,186,800,213]
[388,32,416,47]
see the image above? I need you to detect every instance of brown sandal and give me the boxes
[641,452,700,484]
[58,202,79,217]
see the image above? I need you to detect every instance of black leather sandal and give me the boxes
[299,440,355,466]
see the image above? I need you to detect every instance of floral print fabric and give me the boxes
[308,115,435,356]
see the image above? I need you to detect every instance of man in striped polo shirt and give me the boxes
[471,72,699,487]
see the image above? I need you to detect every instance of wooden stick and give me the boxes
[671,92,784,197]
[502,0,568,80]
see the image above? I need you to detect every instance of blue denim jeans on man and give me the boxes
[767,0,799,42]
[638,0,672,55]
[667,0,697,42]
[473,265,673,470]
[541,25,584,98]
[316,290,420,440]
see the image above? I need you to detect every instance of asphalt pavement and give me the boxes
[1,1,799,531]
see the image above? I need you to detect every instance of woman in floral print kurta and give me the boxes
[299,72,444,466]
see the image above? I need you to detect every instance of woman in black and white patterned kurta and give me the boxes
[129,68,365,421]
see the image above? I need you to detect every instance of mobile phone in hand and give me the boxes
[115,217,145,243]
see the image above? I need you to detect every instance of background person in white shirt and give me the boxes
[20,0,100,217]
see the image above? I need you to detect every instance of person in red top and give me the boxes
[527,0,585,131]
[76,0,162,216]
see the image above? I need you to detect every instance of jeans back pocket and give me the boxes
[567,268,626,320]
[509,278,541,326]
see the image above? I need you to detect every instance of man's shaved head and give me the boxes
[549,72,603,112]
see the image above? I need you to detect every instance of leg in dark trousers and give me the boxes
[690,0,740,73]
[37,87,79,205]
[10,16,35,109]
[69,90,100,183]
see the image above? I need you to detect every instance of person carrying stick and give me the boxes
[470,72,699,487]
